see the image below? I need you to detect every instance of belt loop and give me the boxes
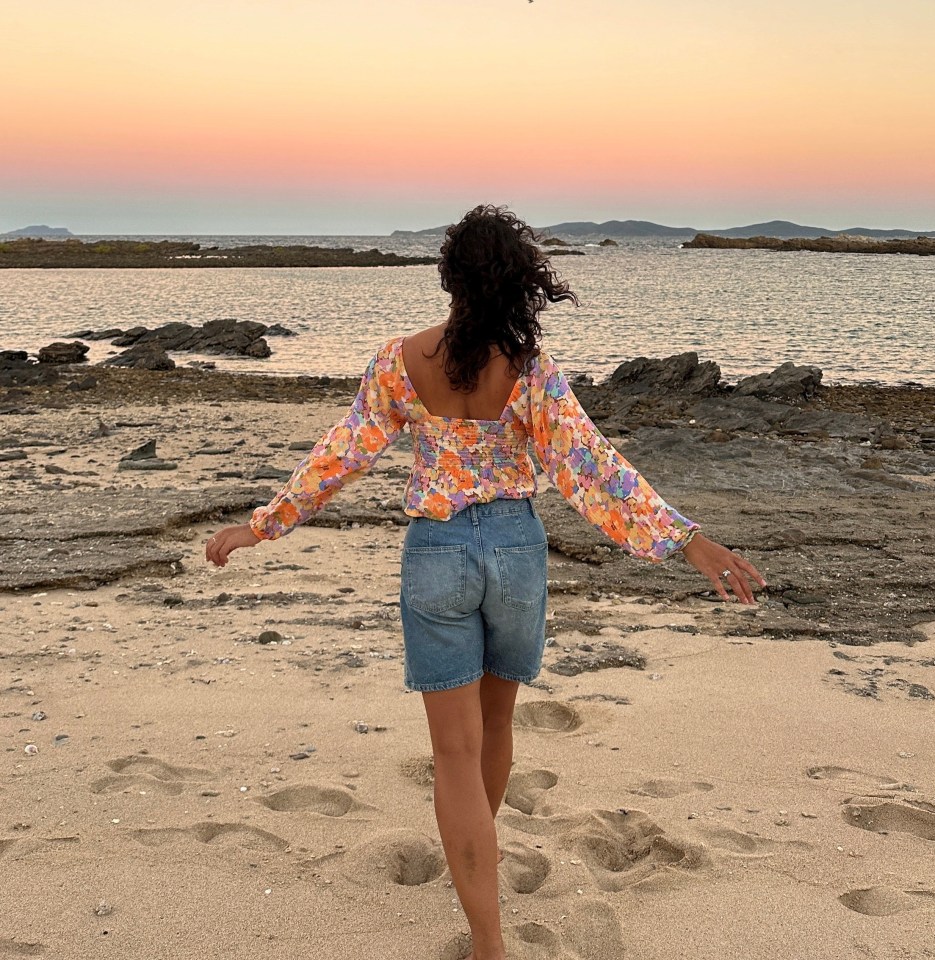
[470,504,479,526]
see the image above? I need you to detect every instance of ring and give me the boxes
[721,569,732,578]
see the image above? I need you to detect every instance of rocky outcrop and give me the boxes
[0,486,271,590]
[599,238,619,246]
[64,327,125,340]
[684,233,935,256]
[0,238,438,269]
[37,341,89,364]
[107,318,272,358]
[734,362,823,400]
[607,353,722,398]
[103,342,176,370]
[0,352,59,388]
[265,323,298,337]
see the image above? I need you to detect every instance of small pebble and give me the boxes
[31,711,47,722]
[354,722,369,734]
[24,744,38,756]
[94,901,113,917]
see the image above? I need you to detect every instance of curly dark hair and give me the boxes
[431,204,579,391]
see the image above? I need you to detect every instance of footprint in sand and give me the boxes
[627,778,714,799]
[130,822,289,852]
[0,836,79,860]
[90,755,215,796]
[440,901,623,960]
[0,940,46,957]
[688,824,812,857]
[512,701,582,732]
[842,797,935,841]
[839,886,935,916]
[340,829,446,887]
[499,841,551,894]
[565,809,708,892]
[807,765,916,792]
[255,784,362,816]
[505,769,559,816]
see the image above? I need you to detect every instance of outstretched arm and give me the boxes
[526,353,766,602]
[205,345,406,565]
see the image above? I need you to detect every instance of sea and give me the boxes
[2,234,933,386]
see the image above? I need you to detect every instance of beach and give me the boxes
[2,363,934,960]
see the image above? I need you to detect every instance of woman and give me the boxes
[205,205,766,960]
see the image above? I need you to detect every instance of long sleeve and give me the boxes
[249,343,408,541]
[525,351,700,562]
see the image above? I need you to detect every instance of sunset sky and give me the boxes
[4,0,934,234]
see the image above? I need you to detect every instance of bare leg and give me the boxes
[479,672,520,855]
[422,680,506,960]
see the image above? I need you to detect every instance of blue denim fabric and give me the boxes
[400,497,549,692]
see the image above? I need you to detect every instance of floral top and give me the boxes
[249,335,700,561]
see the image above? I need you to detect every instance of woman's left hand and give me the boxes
[205,524,262,567]
[680,532,767,605]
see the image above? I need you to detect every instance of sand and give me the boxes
[1,378,934,960]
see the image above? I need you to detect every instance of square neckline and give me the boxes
[394,335,524,425]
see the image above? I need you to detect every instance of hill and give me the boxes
[1,224,74,238]
[394,218,935,240]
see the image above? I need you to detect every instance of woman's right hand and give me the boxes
[680,533,767,605]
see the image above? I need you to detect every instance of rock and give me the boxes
[65,328,124,340]
[0,449,28,461]
[117,459,178,471]
[65,374,98,391]
[265,323,298,337]
[122,440,158,461]
[37,341,90,364]
[112,325,148,345]
[0,486,270,590]
[103,342,175,370]
[257,630,283,645]
[608,352,721,398]
[599,238,619,246]
[541,237,569,246]
[252,466,294,481]
[0,350,29,364]
[734,362,823,400]
[110,318,272,357]
[0,356,60,387]
[878,435,911,451]
[243,338,272,358]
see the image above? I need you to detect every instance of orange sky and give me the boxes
[4,0,934,232]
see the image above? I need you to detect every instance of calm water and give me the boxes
[2,234,933,385]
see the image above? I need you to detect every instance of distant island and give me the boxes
[684,233,935,257]
[393,218,935,240]
[1,224,75,238]
[0,238,436,269]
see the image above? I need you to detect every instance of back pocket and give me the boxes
[403,545,467,613]
[495,542,548,610]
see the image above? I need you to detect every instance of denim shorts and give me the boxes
[400,497,549,692]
